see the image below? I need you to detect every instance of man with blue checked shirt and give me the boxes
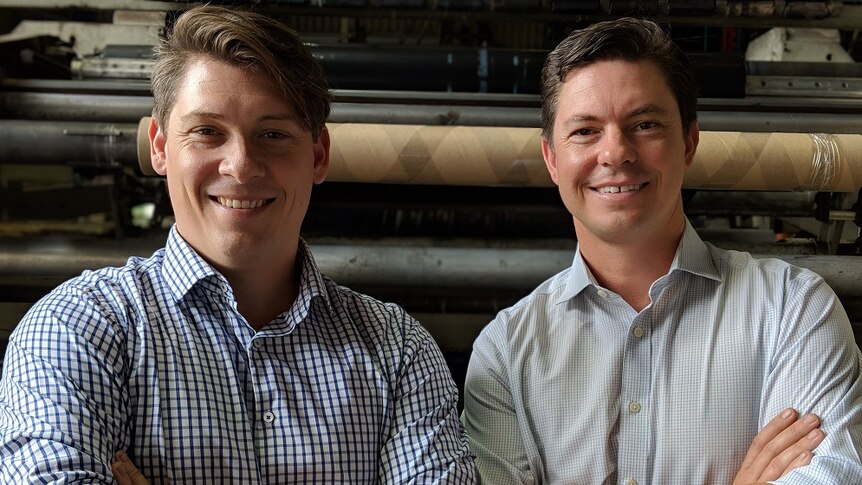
[0,6,476,484]
[463,17,862,485]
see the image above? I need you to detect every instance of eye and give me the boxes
[192,127,219,136]
[262,131,287,139]
[574,128,595,137]
[635,121,657,130]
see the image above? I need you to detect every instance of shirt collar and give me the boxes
[292,238,333,322]
[671,219,722,283]
[557,219,721,303]
[161,226,334,320]
[162,225,221,301]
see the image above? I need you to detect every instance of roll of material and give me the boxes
[136,117,862,191]
[327,122,548,187]
[689,131,862,192]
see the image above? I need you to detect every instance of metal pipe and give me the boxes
[65,47,746,98]
[0,120,137,167]
[5,79,862,114]
[685,191,817,216]
[4,92,862,133]
[1,92,153,123]
[0,242,860,296]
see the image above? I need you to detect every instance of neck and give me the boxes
[219,244,301,331]
[577,219,685,312]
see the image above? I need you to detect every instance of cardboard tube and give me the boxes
[137,117,862,191]
[687,131,862,191]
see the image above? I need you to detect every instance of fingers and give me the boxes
[113,450,153,485]
[758,419,824,482]
[782,448,814,476]
[112,451,133,485]
[734,408,824,485]
[738,408,799,473]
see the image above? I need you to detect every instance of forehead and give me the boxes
[172,58,291,114]
[555,59,678,118]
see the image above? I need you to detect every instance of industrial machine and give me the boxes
[1,1,861,381]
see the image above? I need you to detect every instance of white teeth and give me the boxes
[217,197,265,209]
[598,184,643,194]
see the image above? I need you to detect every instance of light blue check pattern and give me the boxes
[0,227,477,484]
[464,220,862,484]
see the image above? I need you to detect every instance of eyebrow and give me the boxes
[179,111,299,124]
[180,111,222,124]
[559,103,671,129]
[627,103,669,118]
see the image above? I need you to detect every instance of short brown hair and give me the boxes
[540,17,698,141]
[150,5,331,139]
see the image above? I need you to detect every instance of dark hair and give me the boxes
[150,5,332,140]
[540,17,698,140]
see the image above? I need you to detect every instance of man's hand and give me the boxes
[112,451,150,485]
[733,408,824,485]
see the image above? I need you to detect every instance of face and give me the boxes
[150,57,329,273]
[541,59,698,247]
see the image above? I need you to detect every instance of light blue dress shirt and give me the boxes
[0,227,477,484]
[463,220,862,484]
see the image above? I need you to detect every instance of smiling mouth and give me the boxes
[214,197,273,209]
[596,183,645,194]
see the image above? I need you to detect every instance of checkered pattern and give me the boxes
[463,220,862,484]
[0,227,477,484]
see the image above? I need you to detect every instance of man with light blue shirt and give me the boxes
[462,17,862,484]
[0,6,476,484]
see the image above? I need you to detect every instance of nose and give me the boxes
[219,136,265,184]
[597,128,636,167]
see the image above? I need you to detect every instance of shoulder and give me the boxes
[60,249,166,311]
[320,277,452,383]
[707,243,826,290]
[13,249,167,343]
[475,267,572,350]
[6,252,168,382]
[325,277,413,327]
[705,244,846,337]
[322,275,430,349]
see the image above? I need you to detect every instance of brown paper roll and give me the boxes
[327,123,549,187]
[137,118,862,191]
[687,131,862,191]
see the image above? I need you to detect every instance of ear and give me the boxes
[312,126,330,185]
[683,120,699,170]
[541,136,560,185]
[149,117,168,176]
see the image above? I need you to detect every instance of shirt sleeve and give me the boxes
[0,285,130,484]
[763,275,862,484]
[378,309,478,485]
[462,321,536,485]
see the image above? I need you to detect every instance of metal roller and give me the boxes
[4,92,862,133]
[1,241,860,297]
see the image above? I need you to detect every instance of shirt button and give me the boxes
[596,289,609,298]
[626,479,638,485]
[263,411,276,423]
[633,325,645,338]
[629,401,641,414]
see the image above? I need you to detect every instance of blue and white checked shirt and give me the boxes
[463,220,862,484]
[0,227,477,484]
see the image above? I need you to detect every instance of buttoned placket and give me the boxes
[608,286,652,485]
